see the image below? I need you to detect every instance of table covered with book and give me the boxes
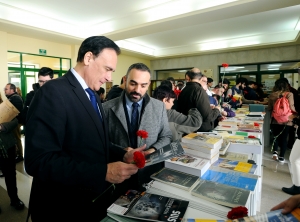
[101,107,272,222]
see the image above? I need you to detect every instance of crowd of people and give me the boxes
[0,35,300,220]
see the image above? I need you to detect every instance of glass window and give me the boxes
[22,54,60,70]
[7,52,21,68]
[220,65,257,73]
[260,62,299,71]
[261,74,280,94]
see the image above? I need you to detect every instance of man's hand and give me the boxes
[270,194,300,214]
[123,144,147,163]
[106,162,139,184]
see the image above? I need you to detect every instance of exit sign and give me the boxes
[39,49,47,55]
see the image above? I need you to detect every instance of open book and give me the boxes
[107,190,189,222]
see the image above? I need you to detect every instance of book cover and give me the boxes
[107,190,189,222]
[182,133,223,149]
[211,158,257,174]
[184,208,300,222]
[219,140,231,155]
[218,121,238,127]
[183,147,219,162]
[165,154,211,177]
[150,167,200,191]
[237,124,262,133]
[191,180,250,208]
[225,137,261,146]
[201,168,258,191]
[146,141,184,167]
[219,152,249,163]
[214,126,239,131]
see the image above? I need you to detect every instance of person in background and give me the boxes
[25,36,148,221]
[166,77,176,91]
[177,68,220,132]
[103,63,172,196]
[0,94,25,212]
[268,78,296,163]
[105,76,126,101]
[207,77,214,90]
[16,87,22,97]
[281,115,300,195]
[4,83,24,163]
[176,80,185,90]
[218,78,230,97]
[160,80,178,109]
[256,83,266,101]
[244,81,259,100]
[96,87,106,103]
[152,85,202,142]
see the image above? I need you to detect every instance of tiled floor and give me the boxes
[0,136,295,221]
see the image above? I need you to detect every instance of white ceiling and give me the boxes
[0,0,299,59]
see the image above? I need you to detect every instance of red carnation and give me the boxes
[248,135,256,138]
[133,151,146,168]
[227,206,248,220]
[136,130,148,139]
[253,122,260,126]
[222,63,229,68]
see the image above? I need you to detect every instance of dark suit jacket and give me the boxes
[25,70,126,222]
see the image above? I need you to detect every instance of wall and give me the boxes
[150,45,300,81]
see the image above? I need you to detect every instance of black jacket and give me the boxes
[105,86,123,101]
[177,82,220,132]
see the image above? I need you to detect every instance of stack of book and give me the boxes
[237,123,262,133]
[234,109,250,117]
[180,133,223,163]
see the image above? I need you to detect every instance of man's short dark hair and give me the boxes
[160,80,173,89]
[38,67,54,79]
[126,63,151,77]
[77,36,121,62]
[236,77,247,85]
[186,70,203,80]
[177,80,184,85]
[214,85,221,89]
[7,83,16,92]
[219,78,230,85]
[207,78,213,83]
[152,85,176,102]
[166,77,175,85]
[96,87,105,96]
[248,81,257,85]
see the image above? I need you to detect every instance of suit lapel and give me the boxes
[65,71,106,147]
[111,97,128,132]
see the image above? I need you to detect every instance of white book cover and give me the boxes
[181,133,223,149]
[165,154,211,177]
[181,142,219,154]
[183,147,219,159]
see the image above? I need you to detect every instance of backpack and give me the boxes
[272,92,293,123]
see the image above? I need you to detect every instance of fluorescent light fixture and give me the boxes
[295,19,300,30]
[268,68,279,70]
[268,75,275,76]
[249,75,256,77]
[177,70,187,72]
[269,64,281,67]
[115,40,155,55]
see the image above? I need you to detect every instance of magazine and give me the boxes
[150,167,200,191]
[184,208,300,222]
[146,141,184,167]
[107,190,189,222]
[211,158,257,174]
[191,180,250,208]
[201,168,258,191]
[165,154,211,177]
[219,152,249,163]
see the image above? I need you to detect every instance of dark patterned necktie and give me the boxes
[85,88,102,121]
[130,102,139,147]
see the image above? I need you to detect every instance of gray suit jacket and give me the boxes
[103,92,172,150]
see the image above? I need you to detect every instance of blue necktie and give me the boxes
[130,102,139,148]
[85,88,102,121]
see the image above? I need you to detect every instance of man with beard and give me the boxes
[103,63,172,195]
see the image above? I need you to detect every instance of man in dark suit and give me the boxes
[24,36,148,222]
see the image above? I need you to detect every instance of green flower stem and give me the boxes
[92,184,115,203]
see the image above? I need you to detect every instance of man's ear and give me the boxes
[83,52,93,65]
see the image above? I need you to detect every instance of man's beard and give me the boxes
[126,90,144,102]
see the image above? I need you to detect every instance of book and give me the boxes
[0,99,20,124]
[182,133,223,149]
[201,168,258,191]
[225,137,261,146]
[191,180,250,208]
[107,190,189,222]
[184,208,300,222]
[181,142,219,154]
[237,124,262,133]
[219,152,249,163]
[182,146,219,160]
[214,125,239,131]
[219,140,231,155]
[218,121,238,127]
[165,154,211,177]
[211,158,257,174]
[145,141,184,167]
[150,167,200,191]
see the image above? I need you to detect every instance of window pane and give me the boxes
[261,74,280,94]
[22,54,60,70]
[62,59,71,70]
[221,65,257,73]
[7,52,21,68]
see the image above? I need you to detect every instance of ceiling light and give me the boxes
[268,68,279,70]
[269,64,281,67]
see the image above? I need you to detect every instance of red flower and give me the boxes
[136,130,148,139]
[228,95,236,102]
[253,122,260,126]
[227,206,248,220]
[133,151,146,168]
[222,63,229,68]
[248,135,256,138]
